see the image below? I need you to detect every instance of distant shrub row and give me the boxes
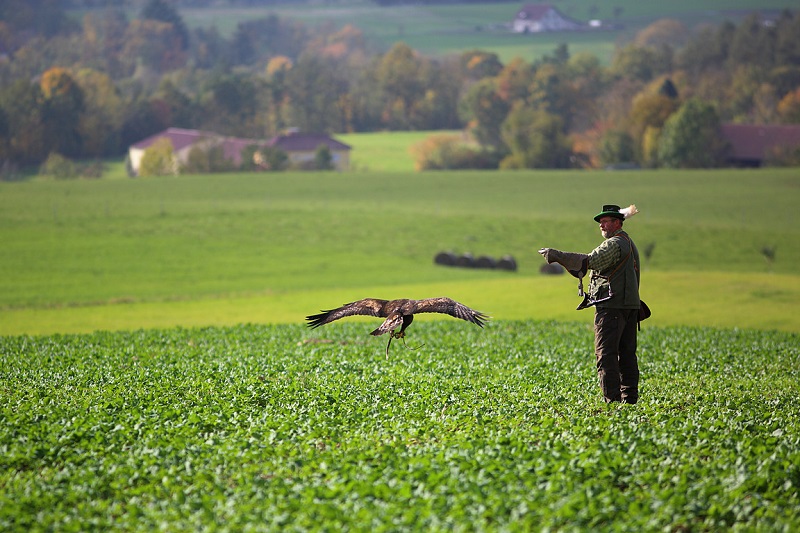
[434,252,517,271]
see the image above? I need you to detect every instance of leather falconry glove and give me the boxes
[538,248,589,280]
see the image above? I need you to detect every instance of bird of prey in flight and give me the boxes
[306,297,488,356]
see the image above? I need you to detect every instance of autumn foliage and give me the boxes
[0,1,798,174]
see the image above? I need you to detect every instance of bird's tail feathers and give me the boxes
[371,315,403,336]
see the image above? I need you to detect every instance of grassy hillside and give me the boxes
[177,1,800,63]
[1,167,798,335]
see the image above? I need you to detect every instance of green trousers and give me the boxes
[593,307,639,404]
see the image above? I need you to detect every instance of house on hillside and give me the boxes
[127,128,351,175]
[128,128,213,175]
[513,4,584,33]
[128,128,260,176]
[719,123,800,167]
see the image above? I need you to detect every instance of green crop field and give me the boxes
[2,322,798,530]
[2,165,799,530]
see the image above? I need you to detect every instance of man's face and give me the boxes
[598,216,621,238]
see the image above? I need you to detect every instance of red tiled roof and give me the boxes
[220,137,263,165]
[267,132,351,151]
[131,129,350,165]
[131,127,218,151]
[516,4,557,21]
[720,123,800,161]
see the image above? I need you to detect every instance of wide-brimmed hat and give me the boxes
[594,204,625,222]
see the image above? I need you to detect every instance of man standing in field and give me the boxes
[539,204,641,404]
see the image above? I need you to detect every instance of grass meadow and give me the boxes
[1,166,798,335]
[2,162,799,530]
[337,130,443,172]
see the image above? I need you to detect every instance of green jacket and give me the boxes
[588,231,640,309]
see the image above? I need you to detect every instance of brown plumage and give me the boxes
[306,297,488,356]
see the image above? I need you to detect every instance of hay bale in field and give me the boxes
[434,251,457,266]
[497,255,517,271]
[540,263,565,275]
[455,253,476,268]
[475,255,497,269]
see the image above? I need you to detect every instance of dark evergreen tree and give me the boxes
[141,0,190,50]
[775,10,800,67]
[120,99,168,150]
[659,78,679,99]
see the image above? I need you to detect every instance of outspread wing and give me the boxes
[412,297,488,327]
[305,298,388,329]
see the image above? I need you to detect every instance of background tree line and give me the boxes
[52,0,518,7]
[1,0,799,175]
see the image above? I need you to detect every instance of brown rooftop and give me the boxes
[720,123,800,162]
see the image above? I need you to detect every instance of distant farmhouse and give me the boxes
[512,4,584,33]
[128,128,351,176]
[720,123,800,167]
[267,131,352,170]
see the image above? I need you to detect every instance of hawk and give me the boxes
[306,297,488,356]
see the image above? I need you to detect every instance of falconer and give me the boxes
[539,204,642,404]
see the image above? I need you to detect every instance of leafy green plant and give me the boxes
[39,152,77,179]
[139,137,177,177]
[314,144,334,171]
[1,321,798,530]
